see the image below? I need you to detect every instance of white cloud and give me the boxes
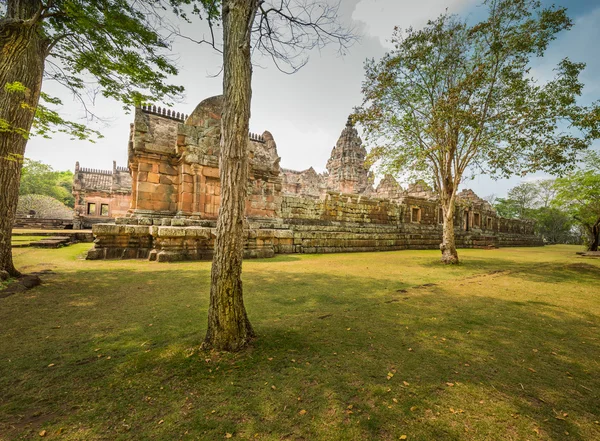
[353,0,478,47]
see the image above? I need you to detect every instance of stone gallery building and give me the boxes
[72,161,132,229]
[87,96,541,261]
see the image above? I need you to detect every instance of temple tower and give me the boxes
[326,116,371,194]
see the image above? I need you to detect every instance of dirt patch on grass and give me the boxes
[0,274,42,299]
[4,410,58,433]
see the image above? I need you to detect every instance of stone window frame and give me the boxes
[87,203,96,215]
[463,210,470,231]
[410,206,422,223]
[486,217,493,230]
[100,204,110,216]
[473,212,481,228]
[438,208,443,224]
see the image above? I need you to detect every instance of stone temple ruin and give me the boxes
[87,95,542,261]
[72,161,132,229]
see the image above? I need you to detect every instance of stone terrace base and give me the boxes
[87,218,543,262]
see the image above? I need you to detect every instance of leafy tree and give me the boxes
[535,178,558,208]
[203,0,355,351]
[554,152,600,251]
[0,0,216,277]
[355,0,600,264]
[530,206,574,244]
[19,159,74,207]
[506,181,539,218]
[494,197,520,219]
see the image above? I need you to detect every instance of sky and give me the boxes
[25,0,600,199]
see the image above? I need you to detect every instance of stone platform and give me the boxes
[87,216,543,262]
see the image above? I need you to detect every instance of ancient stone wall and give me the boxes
[281,167,326,197]
[127,99,282,220]
[281,193,403,225]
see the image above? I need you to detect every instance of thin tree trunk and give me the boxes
[203,0,258,351]
[0,1,47,277]
[440,189,459,264]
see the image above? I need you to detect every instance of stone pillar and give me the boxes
[192,164,201,215]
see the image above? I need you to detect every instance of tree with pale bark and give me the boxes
[0,0,218,277]
[355,0,600,264]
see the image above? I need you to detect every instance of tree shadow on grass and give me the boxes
[0,267,599,440]
[421,254,600,286]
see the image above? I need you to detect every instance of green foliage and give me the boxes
[529,206,576,244]
[355,0,600,191]
[32,92,102,141]
[554,151,600,250]
[506,182,540,218]
[38,0,219,107]
[0,82,32,139]
[19,159,75,207]
[0,0,221,138]
[493,197,520,219]
[493,179,576,243]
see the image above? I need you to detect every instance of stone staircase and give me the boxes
[30,236,72,248]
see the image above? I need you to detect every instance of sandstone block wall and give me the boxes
[281,193,403,225]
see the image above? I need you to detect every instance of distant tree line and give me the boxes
[486,152,600,250]
[19,159,74,208]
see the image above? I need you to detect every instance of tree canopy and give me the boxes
[355,0,600,264]
[0,0,219,276]
[554,151,600,251]
[19,159,74,207]
[492,179,577,244]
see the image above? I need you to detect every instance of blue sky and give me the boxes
[25,0,600,199]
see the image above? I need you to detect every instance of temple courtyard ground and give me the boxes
[1,244,598,440]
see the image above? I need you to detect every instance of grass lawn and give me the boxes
[10,236,46,246]
[1,244,599,440]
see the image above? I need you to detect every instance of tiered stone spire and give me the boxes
[326,116,370,194]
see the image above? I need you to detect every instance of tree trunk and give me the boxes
[0,2,48,277]
[440,190,459,264]
[203,0,258,352]
[589,219,600,252]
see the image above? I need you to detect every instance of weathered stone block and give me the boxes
[137,182,157,193]
[202,167,219,178]
[159,163,177,175]
[159,226,186,236]
[147,172,160,184]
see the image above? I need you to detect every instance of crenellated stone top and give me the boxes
[130,96,278,176]
[73,161,132,193]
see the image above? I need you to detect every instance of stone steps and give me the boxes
[30,236,72,248]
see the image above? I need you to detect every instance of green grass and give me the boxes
[1,245,599,440]
[10,236,45,245]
